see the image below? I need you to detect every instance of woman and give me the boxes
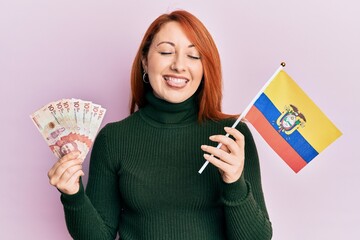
[48,10,272,240]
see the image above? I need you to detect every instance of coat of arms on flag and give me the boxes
[276,104,306,135]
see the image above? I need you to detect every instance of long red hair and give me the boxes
[130,10,235,122]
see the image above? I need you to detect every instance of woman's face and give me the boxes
[143,21,203,103]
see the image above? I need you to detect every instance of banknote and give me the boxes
[30,99,106,160]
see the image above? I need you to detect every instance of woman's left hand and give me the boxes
[201,127,245,183]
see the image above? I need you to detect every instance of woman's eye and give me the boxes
[159,52,173,55]
[188,55,201,60]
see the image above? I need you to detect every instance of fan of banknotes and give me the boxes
[30,99,106,160]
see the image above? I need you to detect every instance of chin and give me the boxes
[164,95,188,103]
[155,89,194,103]
[165,98,184,103]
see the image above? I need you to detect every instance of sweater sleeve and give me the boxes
[222,122,272,240]
[60,126,121,240]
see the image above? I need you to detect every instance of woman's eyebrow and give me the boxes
[157,41,196,48]
[157,41,175,47]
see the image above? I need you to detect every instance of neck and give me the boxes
[139,91,198,127]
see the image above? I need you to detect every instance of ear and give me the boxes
[141,57,148,73]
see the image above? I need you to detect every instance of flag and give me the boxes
[245,69,342,173]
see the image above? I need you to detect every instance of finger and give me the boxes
[57,169,84,195]
[55,164,82,189]
[209,134,240,156]
[49,159,83,186]
[220,144,230,153]
[58,164,83,183]
[201,145,235,164]
[203,153,232,173]
[48,151,81,177]
[224,127,245,148]
[67,169,84,186]
[59,151,81,164]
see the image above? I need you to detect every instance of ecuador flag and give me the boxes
[245,68,342,173]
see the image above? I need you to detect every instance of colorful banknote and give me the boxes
[30,99,106,160]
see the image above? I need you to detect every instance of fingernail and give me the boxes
[224,127,231,130]
[201,145,207,149]
[209,136,215,140]
[203,153,210,158]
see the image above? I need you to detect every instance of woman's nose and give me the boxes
[170,54,186,72]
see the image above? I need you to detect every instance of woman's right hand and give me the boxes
[48,151,85,195]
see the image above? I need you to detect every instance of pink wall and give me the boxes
[1,1,358,239]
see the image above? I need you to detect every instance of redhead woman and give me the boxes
[48,10,272,240]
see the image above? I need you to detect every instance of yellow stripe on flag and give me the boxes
[264,70,342,153]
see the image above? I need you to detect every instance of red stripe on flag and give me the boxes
[246,105,307,173]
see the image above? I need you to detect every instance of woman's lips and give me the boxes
[163,76,189,88]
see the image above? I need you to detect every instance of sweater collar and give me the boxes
[140,91,198,126]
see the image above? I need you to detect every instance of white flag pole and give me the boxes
[198,62,286,174]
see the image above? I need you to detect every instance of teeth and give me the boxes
[165,76,188,83]
[164,76,189,88]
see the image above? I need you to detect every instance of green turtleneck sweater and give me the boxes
[61,92,272,240]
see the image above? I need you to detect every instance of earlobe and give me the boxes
[141,57,148,73]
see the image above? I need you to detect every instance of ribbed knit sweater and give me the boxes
[61,91,272,240]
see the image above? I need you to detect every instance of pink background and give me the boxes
[1,1,359,239]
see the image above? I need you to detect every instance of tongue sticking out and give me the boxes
[164,76,188,88]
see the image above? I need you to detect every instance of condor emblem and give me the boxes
[276,104,306,135]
